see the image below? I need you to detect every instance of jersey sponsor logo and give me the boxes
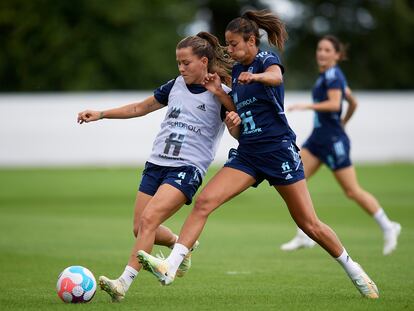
[168,107,181,119]
[157,153,185,161]
[236,97,257,110]
[174,179,182,185]
[166,121,202,135]
[197,104,206,111]
[285,173,293,180]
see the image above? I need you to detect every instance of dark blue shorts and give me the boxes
[303,135,352,171]
[138,162,203,205]
[224,140,305,187]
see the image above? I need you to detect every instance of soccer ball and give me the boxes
[56,266,96,303]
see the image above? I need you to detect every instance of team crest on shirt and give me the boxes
[168,107,181,119]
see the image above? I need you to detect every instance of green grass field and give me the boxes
[0,164,413,310]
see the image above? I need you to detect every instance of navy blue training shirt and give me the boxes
[309,65,347,142]
[231,50,296,153]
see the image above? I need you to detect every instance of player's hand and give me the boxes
[225,111,241,130]
[237,72,255,84]
[287,103,311,112]
[202,72,221,94]
[77,110,101,124]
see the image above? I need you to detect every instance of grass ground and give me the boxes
[0,164,413,310]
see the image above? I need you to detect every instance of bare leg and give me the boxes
[301,148,322,179]
[177,167,256,249]
[275,179,343,257]
[275,179,380,299]
[133,191,177,247]
[127,184,187,271]
[333,166,380,215]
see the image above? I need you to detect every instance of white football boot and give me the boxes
[280,228,316,251]
[98,276,127,302]
[351,268,379,299]
[137,250,175,286]
[383,222,401,255]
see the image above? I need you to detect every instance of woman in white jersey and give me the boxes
[77,32,240,302]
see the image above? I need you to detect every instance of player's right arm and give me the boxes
[77,96,164,124]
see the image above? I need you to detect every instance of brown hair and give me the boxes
[320,35,348,62]
[176,32,233,86]
[225,9,288,51]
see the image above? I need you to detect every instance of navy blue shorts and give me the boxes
[224,140,305,187]
[138,162,203,205]
[303,135,352,171]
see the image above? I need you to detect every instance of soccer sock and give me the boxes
[166,243,189,274]
[119,265,138,290]
[335,248,363,279]
[169,234,179,249]
[373,208,393,231]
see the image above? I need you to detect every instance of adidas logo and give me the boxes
[197,104,206,111]
[285,173,293,180]
[174,179,182,185]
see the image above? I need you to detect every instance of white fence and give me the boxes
[1,91,413,167]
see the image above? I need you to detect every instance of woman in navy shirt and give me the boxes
[138,12,379,299]
[281,35,400,256]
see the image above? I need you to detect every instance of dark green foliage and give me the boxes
[1,0,413,90]
[283,1,414,89]
[0,0,196,91]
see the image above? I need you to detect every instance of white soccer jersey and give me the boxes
[148,76,230,176]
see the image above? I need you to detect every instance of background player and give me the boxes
[280,35,401,255]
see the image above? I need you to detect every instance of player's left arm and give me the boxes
[342,86,358,127]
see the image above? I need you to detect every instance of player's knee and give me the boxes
[300,221,323,239]
[344,188,359,200]
[139,212,159,234]
[193,193,217,217]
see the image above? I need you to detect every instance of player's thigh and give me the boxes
[196,167,256,212]
[274,179,318,226]
[333,165,360,193]
[301,148,322,179]
[141,183,188,227]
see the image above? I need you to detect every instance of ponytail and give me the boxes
[226,9,288,51]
